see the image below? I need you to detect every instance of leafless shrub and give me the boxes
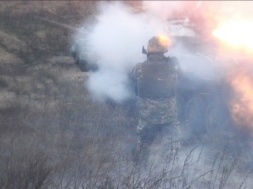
[0,135,54,189]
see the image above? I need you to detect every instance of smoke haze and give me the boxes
[80,1,223,102]
[76,0,253,134]
[70,1,253,183]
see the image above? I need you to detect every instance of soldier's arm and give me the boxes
[131,63,141,96]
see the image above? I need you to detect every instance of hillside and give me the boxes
[0,2,137,188]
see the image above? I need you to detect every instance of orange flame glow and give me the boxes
[212,18,253,131]
[230,67,253,131]
[157,35,172,48]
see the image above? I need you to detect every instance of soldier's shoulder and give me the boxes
[136,62,143,66]
[132,62,143,78]
[166,56,179,64]
[133,62,143,70]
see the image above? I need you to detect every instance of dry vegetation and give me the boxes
[0,1,253,188]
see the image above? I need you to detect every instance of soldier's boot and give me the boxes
[161,121,181,160]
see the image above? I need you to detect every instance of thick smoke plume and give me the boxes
[76,1,253,133]
[72,1,253,180]
[80,1,222,103]
[83,2,169,102]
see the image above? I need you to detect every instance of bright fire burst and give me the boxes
[212,18,253,131]
[157,35,172,49]
[213,19,253,53]
[230,67,253,131]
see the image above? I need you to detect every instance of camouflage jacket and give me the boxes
[131,53,180,124]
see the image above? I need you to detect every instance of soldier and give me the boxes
[132,35,181,166]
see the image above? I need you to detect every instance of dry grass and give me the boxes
[0,1,252,188]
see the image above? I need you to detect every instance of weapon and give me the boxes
[142,46,148,55]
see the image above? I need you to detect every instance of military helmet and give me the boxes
[147,35,172,53]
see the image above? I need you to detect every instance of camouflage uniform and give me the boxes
[132,53,180,166]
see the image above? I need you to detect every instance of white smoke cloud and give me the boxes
[87,69,131,102]
[142,1,190,20]
[82,1,171,102]
[78,1,229,102]
[73,1,253,179]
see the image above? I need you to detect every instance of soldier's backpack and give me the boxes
[137,57,178,99]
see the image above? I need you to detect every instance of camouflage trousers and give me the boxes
[132,97,181,167]
[133,118,180,167]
